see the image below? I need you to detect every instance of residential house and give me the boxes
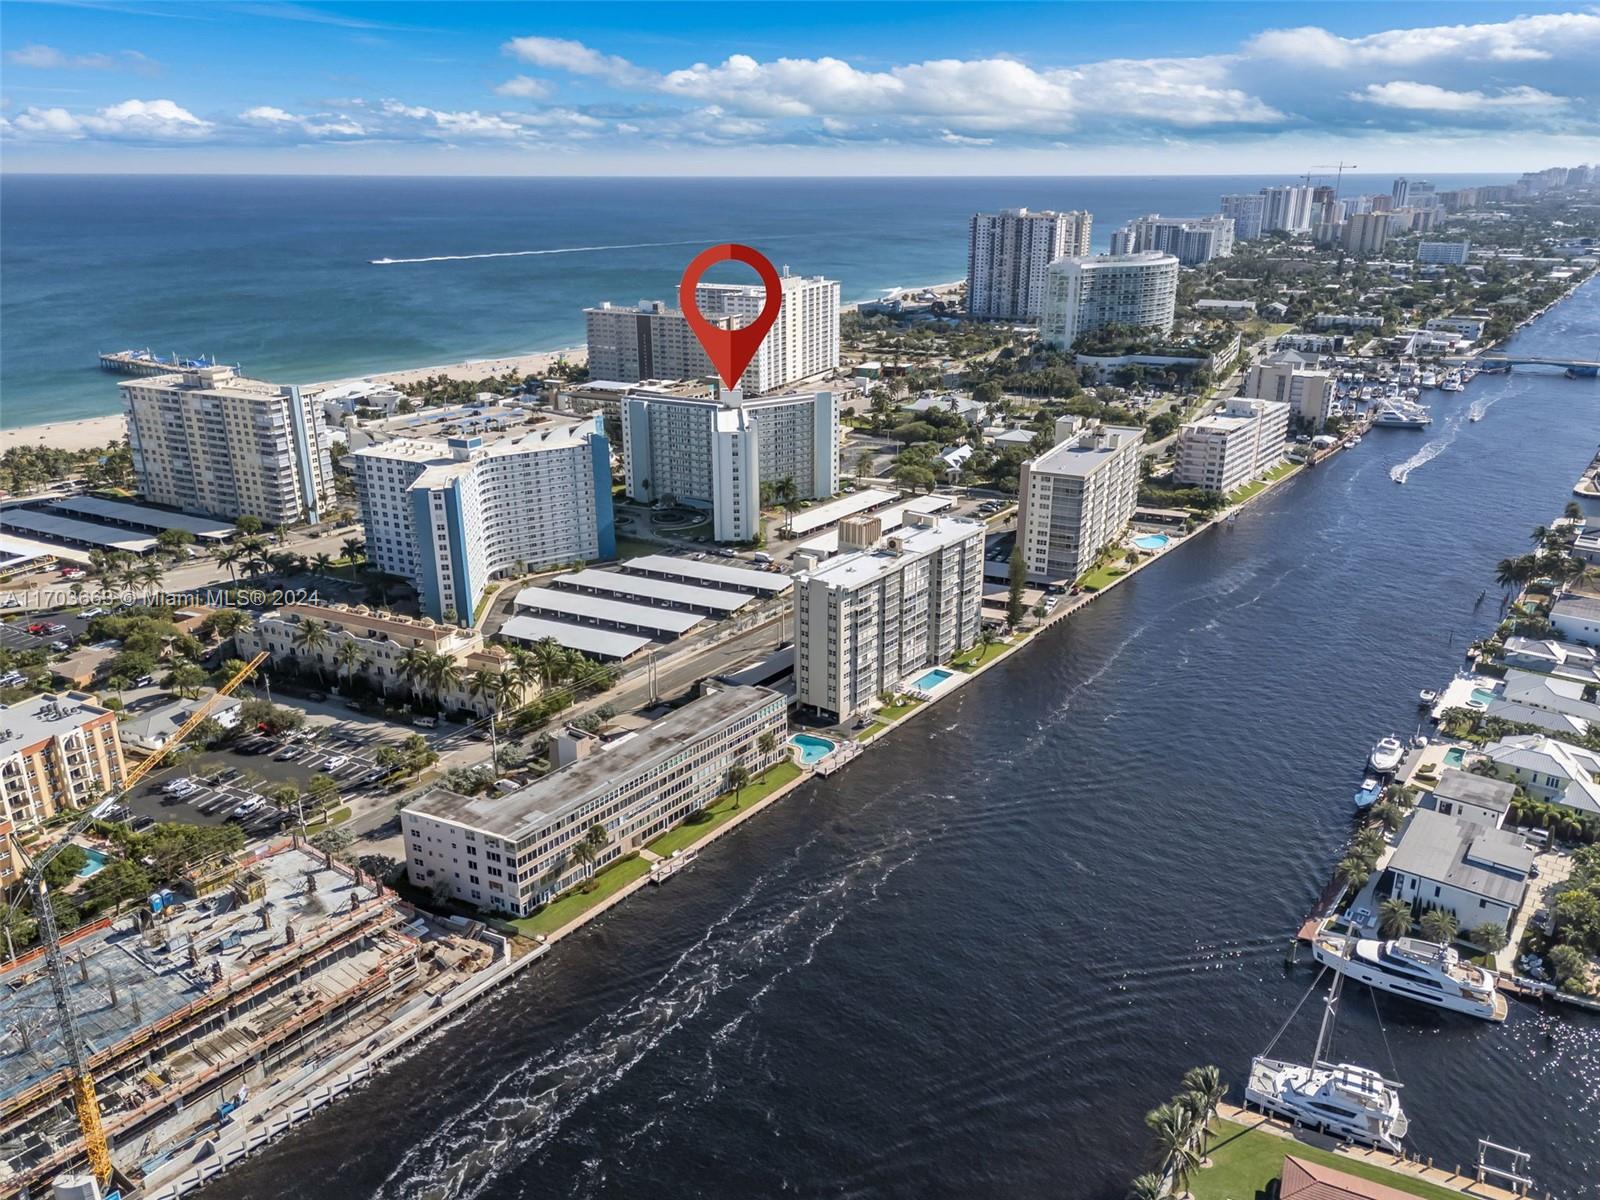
[1382,809,1533,931]
[1550,596,1600,646]
[119,695,244,753]
[1417,769,1513,830]
[1482,734,1600,815]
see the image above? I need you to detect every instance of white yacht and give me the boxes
[1420,369,1439,388]
[1418,688,1439,705]
[1368,736,1405,773]
[1246,966,1410,1152]
[1440,372,1464,393]
[1372,401,1432,429]
[1313,925,1508,1022]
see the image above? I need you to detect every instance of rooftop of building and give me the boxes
[1388,809,1533,903]
[1427,768,1515,813]
[263,602,474,647]
[0,843,391,1106]
[405,685,780,839]
[119,364,288,400]
[1552,594,1600,620]
[1051,250,1180,271]
[800,515,984,590]
[354,416,597,471]
[0,691,115,753]
[1028,424,1141,478]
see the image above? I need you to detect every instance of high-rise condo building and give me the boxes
[1392,178,1437,210]
[620,387,838,543]
[966,208,1093,321]
[1,692,127,887]
[1219,194,1266,241]
[1417,240,1472,265]
[354,416,615,623]
[1174,398,1290,494]
[1244,361,1336,430]
[403,685,789,916]
[1259,185,1316,234]
[585,271,839,393]
[794,514,986,720]
[1016,418,1142,583]
[1040,252,1179,350]
[1109,214,1235,264]
[120,365,333,525]
[1341,212,1391,257]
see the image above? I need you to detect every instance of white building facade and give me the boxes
[354,417,615,622]
[1016,418,1142,582]
[120,366,333,525]
[966,208,1093,321]
[620,388,839,543]
[795,514,985,720]
[1109,214,1235,264]
[1173,398,1290,494]
[1040,253,1179,350]
[1417,241,1472,265]
[1260,185,1316,234]
[1244,361,1336,429]
[1219,194,1266,241]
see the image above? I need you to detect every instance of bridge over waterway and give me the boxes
[1449,353,1600,376]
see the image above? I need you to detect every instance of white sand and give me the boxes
[305,345,587,392]
[0,414,128,454]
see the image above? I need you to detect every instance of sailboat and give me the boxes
[1246,955,1410,1152]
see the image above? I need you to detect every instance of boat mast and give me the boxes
[1313,941,1352,1068]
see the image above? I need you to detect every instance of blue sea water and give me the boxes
[0,173,1510,428]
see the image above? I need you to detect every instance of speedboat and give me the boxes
[1353,778,1382,810]
[1440,373,1464,393]
[1245,960,1410,1152]
[1368,736,1405,773]
[1418,689,1439,705]
[1372,401,1432,429]
[1312,924,1508,1022]
[1420,370,1439,389]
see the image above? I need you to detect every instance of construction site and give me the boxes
[1,839,505,1200]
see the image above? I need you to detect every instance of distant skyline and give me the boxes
[2,2,1598,175]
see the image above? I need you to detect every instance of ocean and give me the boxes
[198,282,1600,1200]
[0,173,1511,428]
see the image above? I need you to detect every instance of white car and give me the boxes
[325,754,349,769]
[233,798,263,817]
[165,777,197,796]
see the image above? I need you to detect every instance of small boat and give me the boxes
[1469,411,1482,422]
[1418,689,1438,705]
[1368,736,1405,774]
[1312,923,1508,1022]
[1354,777,1382,810]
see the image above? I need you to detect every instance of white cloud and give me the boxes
[5,44,161,74]
[378,101,528,140]
[1352,82,1568,112]
[1247,12,1600,67]
[494,75,553,99]
[9,97,210,140]
[241,105,366,137]
[502,36,653,86]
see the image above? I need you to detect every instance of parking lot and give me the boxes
[0,611,93,652]
[124,727,391,835]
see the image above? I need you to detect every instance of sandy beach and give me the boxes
[304,345,587,392]
[0,413,128,454]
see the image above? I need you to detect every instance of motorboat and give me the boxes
[1353,778,1382,810]
[1440,372,1464,393]
[1246,954,1410,1152]
[1368,736,1405,773]
[1420,370,1439,388]
[1312,924,1508,1022]
[1418,689,1439,705]
[1372,401,1432,429]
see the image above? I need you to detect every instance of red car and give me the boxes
[26,622,48,634]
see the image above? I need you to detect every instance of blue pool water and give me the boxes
[913,668,954,691]
[790,734,836,765]
[1443,747,1466,767]
[1471,687,1499,705]
[75,845,107,878]
[1132,534,1170,550]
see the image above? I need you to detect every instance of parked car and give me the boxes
[325,754,349,769]
[412,716,437,729]
[80,607,107,618]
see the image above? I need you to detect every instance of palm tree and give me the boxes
[311,552,335,578]
[1335,854,1371,894]
[398,645,431,706]
[1529,525,1549,547]
[334,640,368,693]
[341,537,366,581]
[1180,1065,1226,1136]
[727,763,752,808]
[758,730,778,764]
[1144,1103,1202,1197]
[531,637,568,688]
[297,618,331,682]
[1419,908,1459,944]
[215,545,242,581]
[422,650,463,708]
[1125,1174,1169,1200]
[1378,897,1413,939]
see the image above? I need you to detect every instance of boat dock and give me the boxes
[99,349,225,376]
[1575,445,1600,498]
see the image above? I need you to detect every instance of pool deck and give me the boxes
[1427,674,1501,722]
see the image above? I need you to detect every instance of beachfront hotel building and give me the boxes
[0,692,126,886]
[402,684,789,915]
[353,415,614,623]
[620,387,839,543]
[585,271,839,394]
[966,208,1093,321]
[1039,252,1179,350]
[1173,398,1291,495]
[1219,194,1266,241]
[120,365,333,525]
[794,513,985,721]
[1016,418,1142,583]
[1109,214,1235,265]
[236,602,524,718]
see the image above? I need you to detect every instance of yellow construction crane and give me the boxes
[7,649,268,1186]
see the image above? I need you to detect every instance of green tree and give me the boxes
[1124,1174,1169,1200]
[1144,1103,1201,1196]
[1335,854,1371,894]
[1469,922,1508,954]
[310,825,355,858]
[80,858,152,917]
[1180,1064,1226,1135]
[1007,546,1027,627]
[1547,943,1590,993]
[1378,897,1413,939]
[727,763,752,807]
[1419,908,1459,944]
[758,730,778,761]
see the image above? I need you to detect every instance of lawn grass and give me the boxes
[1191,1120,1466,1200]
[1225,461,1300,506]
[1078,559,1131,591]
[875,696,924,722]
[953,640,1012,671]
[511,853,651,938]
[854,721,887,741]
[612,537,659,560]
[644,760,803,857]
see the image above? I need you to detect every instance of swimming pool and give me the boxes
[1443,747,1466,767]
[1471,687,1499,705]
[790,733,836,765]
[913,667,954,691]
[1132,534,1170,551]
[75,845,108,879]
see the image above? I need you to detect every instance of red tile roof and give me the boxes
[1280,1155,1423,1200]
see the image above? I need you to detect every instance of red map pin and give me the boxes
[679,243,784,389]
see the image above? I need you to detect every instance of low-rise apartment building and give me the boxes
[402,685,788,915]
[1173,398,1290,494]
[0,692,127,885]
[237,602,524,717]
[794,514,985,720]
[1016,417,1142,582]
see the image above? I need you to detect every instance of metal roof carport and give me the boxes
[622,554,792,596]
[513,587,705,639]
[497,615,650,661]
[550,569,754,616]
[0,509,158,553]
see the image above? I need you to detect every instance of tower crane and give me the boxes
[1311,162,1358,198]
[4,650,268,1187]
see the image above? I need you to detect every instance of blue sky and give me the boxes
[2,1,1598,173]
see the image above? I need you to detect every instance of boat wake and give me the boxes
[371,238,722,266]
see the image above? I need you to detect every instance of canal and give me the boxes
[205,280,1600,1200]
